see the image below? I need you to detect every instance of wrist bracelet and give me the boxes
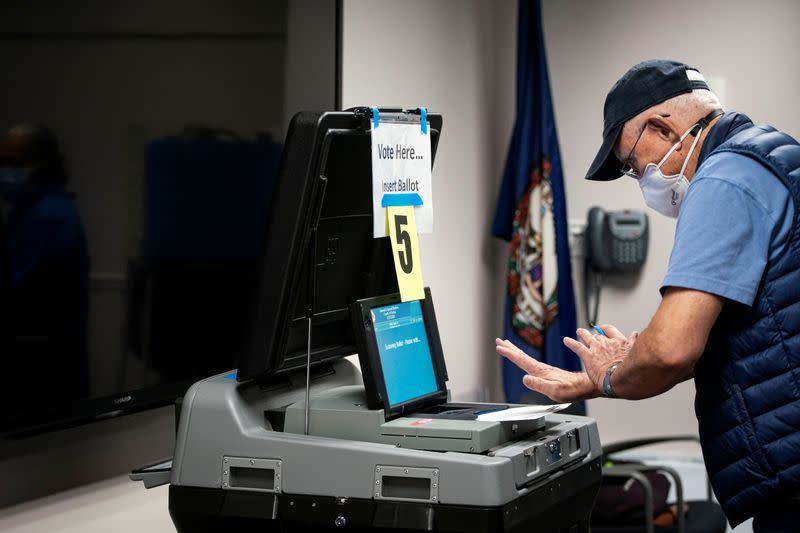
[602,362,623,399]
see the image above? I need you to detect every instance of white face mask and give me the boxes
[638,123,704,218]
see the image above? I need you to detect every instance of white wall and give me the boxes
[341,0,515,402]
[540,0,800,443]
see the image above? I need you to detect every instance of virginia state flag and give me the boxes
[492,0,580,404]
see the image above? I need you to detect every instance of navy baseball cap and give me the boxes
[585,59,710,181]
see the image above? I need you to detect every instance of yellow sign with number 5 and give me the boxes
[387,205,424,302]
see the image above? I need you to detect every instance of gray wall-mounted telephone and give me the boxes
[583,207,649,325]
[586,207,649,273]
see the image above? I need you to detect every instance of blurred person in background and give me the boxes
[0,124,90,407]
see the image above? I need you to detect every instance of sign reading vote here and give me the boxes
[370,122,433,238]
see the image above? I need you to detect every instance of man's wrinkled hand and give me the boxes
[562,324,638,391]
[495,338,598,402]
[494,324,637,402]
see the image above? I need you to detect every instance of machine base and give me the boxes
[169,457,601,533]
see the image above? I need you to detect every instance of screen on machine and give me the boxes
[370,300,439,407]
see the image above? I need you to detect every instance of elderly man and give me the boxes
[496,60,800,531]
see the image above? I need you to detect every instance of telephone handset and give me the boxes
[583,207,649,325]
[586,207,649,273]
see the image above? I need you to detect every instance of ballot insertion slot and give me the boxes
[382,476,430,499]
[374,466,439,503]
[230,467,275,490]
[222,457,282,493]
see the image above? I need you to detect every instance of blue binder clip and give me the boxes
[419,106,428,134]
[372,106,380,129]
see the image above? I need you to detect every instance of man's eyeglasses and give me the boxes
[619,114,671,178]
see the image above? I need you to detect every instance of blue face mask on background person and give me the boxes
[0,166,29,198]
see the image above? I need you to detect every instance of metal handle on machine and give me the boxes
[304,176,328,435]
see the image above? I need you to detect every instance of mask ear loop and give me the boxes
[678,125,703,176]
[656,122,703,169]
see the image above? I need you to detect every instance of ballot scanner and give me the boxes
[131,109,603,532]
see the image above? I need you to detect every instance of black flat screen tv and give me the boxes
[0,0,341,436]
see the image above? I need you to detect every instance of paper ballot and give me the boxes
[476,403,571,422]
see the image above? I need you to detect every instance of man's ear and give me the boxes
[647,115,680,145]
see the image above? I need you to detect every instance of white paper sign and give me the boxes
[371,122,433,238]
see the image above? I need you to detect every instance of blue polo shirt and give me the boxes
[662,113,794,305]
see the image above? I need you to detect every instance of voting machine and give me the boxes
[131,108,602,532]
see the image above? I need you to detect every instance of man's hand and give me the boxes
[563,324,638,392]
[495,324,637,402]
[498,289,722,402]
[495,338,597,402]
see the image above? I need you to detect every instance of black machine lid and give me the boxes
[237,108,443,382]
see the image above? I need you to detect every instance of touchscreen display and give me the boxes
[371,300,438,406]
